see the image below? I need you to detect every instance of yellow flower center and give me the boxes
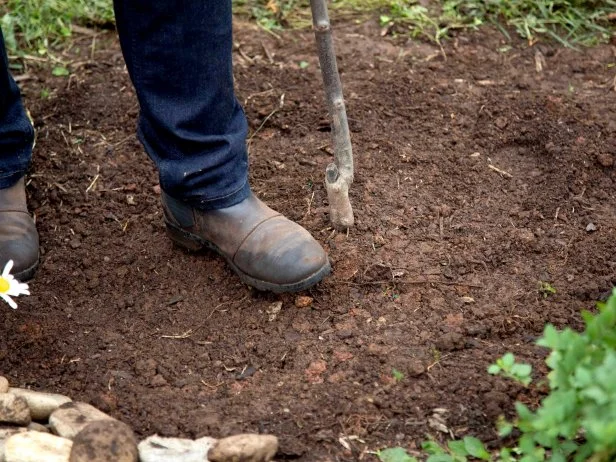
[0,277,9,293]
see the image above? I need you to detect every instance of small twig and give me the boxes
[248,93,285,143]
[161,329,193,339]
[488,164,513,178]
[85,174,100,193]
[302,191,315,221]
[427,353,452,371]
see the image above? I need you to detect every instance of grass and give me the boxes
[1,0,614,54]
[237,0,615,47]
[0,0,114,55]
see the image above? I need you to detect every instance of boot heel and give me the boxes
[165,222,205,251]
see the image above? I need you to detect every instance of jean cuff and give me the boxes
[168,179,251,212]
[0,168,28,190]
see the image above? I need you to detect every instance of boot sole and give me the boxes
[14,256,39,282]
[165,221,331,293]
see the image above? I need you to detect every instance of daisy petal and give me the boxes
[2,260,13,278]
[0,293,17,309]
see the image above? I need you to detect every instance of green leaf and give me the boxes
[487,364,501,375]
[497,418,514,438]
[52,66,70,76]
[392,368,405,381]
[537,324,559,348]
[298,61,309,69]
[426,455,454,462]
[463,436,490,460]
[378,447,417,462]
[422,440,446,455]
[501,353,515,369]
[447,440,468,457]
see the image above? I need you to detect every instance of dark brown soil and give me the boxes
[2,18,616,461]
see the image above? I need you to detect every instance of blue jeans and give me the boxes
[0,1,250,210]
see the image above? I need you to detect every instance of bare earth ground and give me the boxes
[2,18,616,461]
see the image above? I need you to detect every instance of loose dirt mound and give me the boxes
[2,19,615,460]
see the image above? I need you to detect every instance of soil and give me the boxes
[2,17,616,461]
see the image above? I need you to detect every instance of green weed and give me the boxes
[0,0,114,55]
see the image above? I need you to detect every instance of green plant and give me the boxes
[377,288,616,461]
[538,281,557,298]
[488,352,533,386]
[392,368,404,381]
[1,0,114,55]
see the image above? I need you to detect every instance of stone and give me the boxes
[138,435,217,462]
[208,434,279,462]
[596,152,614,167]
[4,431,72,462]
[69,420,138,462]
[0,394,30,426]
[9,388,71,421]
[49,402,115,439]
[0,377,8,394]
[0,428,28,462]
[27,422,50,433]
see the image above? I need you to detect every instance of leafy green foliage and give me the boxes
[377,447,418,462]
[0,0,114,55]
[379,289,616,461]
[488,352,533,386]
[509,289,616,461]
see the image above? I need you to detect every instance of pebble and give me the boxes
[4,431,72,462]
[294,296,313,308]
[0,377,8,394]
[49,402,115,439]
[208,434,279,462]
[27,422,50,433]
[138,435,217,462]
[596,152,614,167]
[69,420,138,462]
[9,388,72,421]
[0,394,31,426]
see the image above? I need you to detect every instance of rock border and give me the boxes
[0,376,278,462]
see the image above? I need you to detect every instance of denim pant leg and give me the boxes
[0,31,34,189]
[113,1,250,210]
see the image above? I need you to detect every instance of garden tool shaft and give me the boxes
[309,0,354,229]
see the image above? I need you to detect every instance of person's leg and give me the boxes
[113,0,330,292]
[0,30,39,280]
[0,32,34,189]
[112,0,249,210]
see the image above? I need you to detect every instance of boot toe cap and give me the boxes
[233,217,329,286]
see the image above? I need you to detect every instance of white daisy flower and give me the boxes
[0,260,30,309]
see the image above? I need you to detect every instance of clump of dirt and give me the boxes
[1,19,615,460]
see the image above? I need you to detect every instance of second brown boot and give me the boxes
[0,178,39,281]
[162,192,330,293]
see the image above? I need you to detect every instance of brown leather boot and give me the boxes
[162,192,330,293]
[0,178,39,281]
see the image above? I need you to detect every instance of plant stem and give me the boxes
[310,0,354,229]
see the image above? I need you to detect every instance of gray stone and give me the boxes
[208,434,278,462]
[9,388,71,421]
[4,431,72,462]
[137,435,217,462]
[49,402,115,439]
[0,394,30,426]
[69,420,138,462]
[0,377,8,394]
